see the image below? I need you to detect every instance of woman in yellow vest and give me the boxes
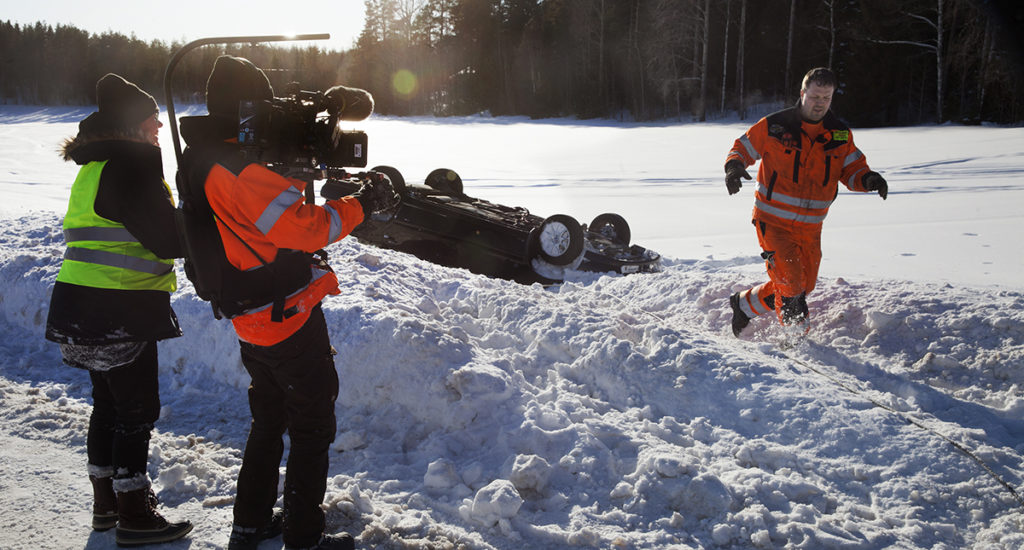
[44,73,192,546]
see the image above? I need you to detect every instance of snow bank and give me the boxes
[2,209,1022,549]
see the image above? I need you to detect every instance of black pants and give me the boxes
[87,340,160,481]
[234,305,339,548]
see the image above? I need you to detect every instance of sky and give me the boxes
[0,108,1023,548]
[3,0,367,52]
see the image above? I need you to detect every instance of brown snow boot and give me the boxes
[114,487,193,547]
[89,474,118,531]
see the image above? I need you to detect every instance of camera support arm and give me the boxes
[162,33,331,167]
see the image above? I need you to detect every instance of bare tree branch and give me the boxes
[869,38,937,51]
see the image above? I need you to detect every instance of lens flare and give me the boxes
[392,69,418,97]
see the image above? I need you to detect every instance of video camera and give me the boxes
[238,83,374,170]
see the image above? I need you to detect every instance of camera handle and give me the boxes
[162,33,331,169]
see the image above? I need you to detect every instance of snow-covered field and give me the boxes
[1,105,1022,549]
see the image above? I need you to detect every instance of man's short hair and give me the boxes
[801,67,837,91]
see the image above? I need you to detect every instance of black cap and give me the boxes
[206,55,274,120]
[89,73,159,131]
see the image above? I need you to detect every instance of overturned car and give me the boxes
[322,166,660,284]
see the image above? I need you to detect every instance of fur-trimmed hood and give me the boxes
[61,124,149,163]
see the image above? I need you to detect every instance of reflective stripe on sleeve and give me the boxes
[843,149,864,168]
[64,247,173,275]
[255,187,304,235]
[323,203,344,243]
[738,134,760,162]
[849,167,868,189]
[63,227,138,243]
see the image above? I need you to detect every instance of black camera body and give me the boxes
[238,89,368,169]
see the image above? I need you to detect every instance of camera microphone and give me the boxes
[324,85,374,121]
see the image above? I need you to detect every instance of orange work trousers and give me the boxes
[735,220,821,325]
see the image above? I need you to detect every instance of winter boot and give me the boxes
[285,532,356,550]
[114,486,193,547]
[729,292,751,337]
[89,473,118,531]
[228,509,284,550]
[779,294,809,332]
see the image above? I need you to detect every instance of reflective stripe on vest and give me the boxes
[64,247,173,276]
[56,160,176,292]
[64,226,138,243]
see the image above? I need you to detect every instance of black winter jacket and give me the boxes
[45,135,183,346]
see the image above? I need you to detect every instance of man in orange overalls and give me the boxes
[724,67,888,337]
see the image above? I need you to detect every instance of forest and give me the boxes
[2,0,1023,126]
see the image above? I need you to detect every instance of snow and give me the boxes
[1,105,1023,549]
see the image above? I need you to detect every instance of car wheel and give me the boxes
[533,214,585,266]
[589,213,630,246]
[372,165,406,195]
[425,168,463,195]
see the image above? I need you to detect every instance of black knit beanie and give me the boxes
[95,73,158,128]
[206,55,274,120]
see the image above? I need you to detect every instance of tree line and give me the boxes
[0,21,348,110]
[2,0,1023,126]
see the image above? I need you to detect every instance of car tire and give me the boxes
[372,165,406,195]
[533,214,585,266]
[589,213,630,246]
[425,168,463,195]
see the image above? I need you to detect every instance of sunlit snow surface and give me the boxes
[1,106,1022,549]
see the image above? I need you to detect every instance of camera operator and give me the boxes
[178,55,393,550]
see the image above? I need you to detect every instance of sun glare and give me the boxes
[392,70,418,97]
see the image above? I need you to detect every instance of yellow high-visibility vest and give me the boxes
[56,160,176,292]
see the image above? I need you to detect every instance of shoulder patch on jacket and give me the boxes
[831,130,849,142]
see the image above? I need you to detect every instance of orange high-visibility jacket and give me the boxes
[727,106,874,229]
[205,160,365,346]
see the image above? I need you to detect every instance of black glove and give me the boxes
[351,173,400,217]
[862,171,888,200]
[725,159,751,195]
